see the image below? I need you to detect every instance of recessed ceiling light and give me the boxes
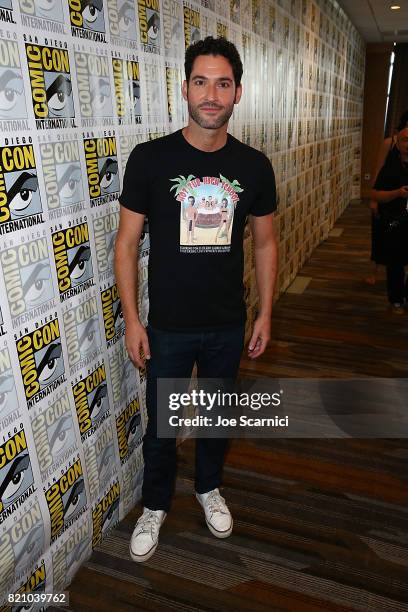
[390,4,401,9]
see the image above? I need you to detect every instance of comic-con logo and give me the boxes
[0,347,19,423]
[162,0,183,56]
[52,521,90,592]
[84,424,115,500]
[75,52,113,124]
[183,4,200,48]
[109,338,137,407]
[0,429,35,520]
[0,39,27,123]
[69,0,106,41]
[20,0,65,27]
[0,144,43,235]
[108,0,138,47]
[1,563,47,612]
[45,458,87,540]
[138,0,161,54]
[93,209,119,280]
[170,174,243,254]
[15,317,66,409]
[216,21,228,39]
[0,0,16,24]
[116,397,141,464]
[31,391,76,477]
[63,295,102,373]
[25,42,75,129]
[101,283,124,347]
[0,502,44,593]
[112,58,141,125]
[40,138,84,219]
[51,221,94,302]
[92,481,120,547]
[72,362,110,440]
[1,236,54,328]
[84,136,119,207]
[165,65,181,124]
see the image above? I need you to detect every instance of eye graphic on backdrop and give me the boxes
[90,78,110,114]
[89,383,108,421]
[147,13,160,41]
[0,70,25,116]
[22,262,53,309]
[14,523,44,570]
[81,0,103,28]
[0,453,32,508]
[118,1,134,33]
[57,163,83,205]
[63,477,85,521]
[99,444,114,480]
[99,157,118,193]
[36,341,63,386]
[102,497,119,534]
[8,172,39,218]
[0,374,17,413]
[49,414,72,456]
[78,316,101,356]
[68,244,92,285]
[113,300,124,330]
[46,75,72,117]
[126,412,141,448]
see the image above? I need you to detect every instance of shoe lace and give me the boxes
[136,510,161,537]
[206,490,228,515]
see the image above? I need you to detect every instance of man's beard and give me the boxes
[188,100,235,129]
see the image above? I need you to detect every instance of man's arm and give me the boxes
[114,206,150,368]
[247,213,278,359]
[371,185,408,203]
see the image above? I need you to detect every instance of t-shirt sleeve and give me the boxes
[250,153,277,216]
[119,145,150,215]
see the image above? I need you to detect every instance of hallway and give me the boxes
[67,201,408,612]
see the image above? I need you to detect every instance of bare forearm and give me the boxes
[114,241,140,327]
[371,188,403,203]
[254,240,278,319]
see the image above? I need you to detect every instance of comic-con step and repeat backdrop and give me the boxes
[0,0,364,607]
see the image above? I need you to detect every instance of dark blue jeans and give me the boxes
[142,324,245,512]
[386,264,408,304]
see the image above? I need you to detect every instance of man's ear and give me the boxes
[234,83,242,105]
[182,80,188,101]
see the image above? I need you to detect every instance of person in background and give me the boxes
[371,122,408,314]
[366,111,408,284]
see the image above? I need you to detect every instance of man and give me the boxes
[115,36,278,563]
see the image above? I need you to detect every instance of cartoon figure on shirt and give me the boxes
[215,198,232,243]
[185,195,198,244]
[170,173,243,252]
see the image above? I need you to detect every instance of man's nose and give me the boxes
[205,82,218,100]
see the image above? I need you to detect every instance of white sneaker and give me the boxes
[196,488,233,538]
[129,508,166,562]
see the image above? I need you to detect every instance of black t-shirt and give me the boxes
[374,146,408,217]
[119,129,276,331]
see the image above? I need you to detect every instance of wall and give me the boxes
[361,42,393,199]
[0,0,364,605]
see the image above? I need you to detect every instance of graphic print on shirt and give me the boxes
[170,174,243,253]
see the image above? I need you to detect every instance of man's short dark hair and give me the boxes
[185,36,243,87]
[397,111,408,132]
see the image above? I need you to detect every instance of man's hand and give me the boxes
[369,200,378,214]
[398,185,408,198]
[247,316,271,359]
[125,321,151,368]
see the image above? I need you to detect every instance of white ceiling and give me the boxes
[336,0,408,42]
